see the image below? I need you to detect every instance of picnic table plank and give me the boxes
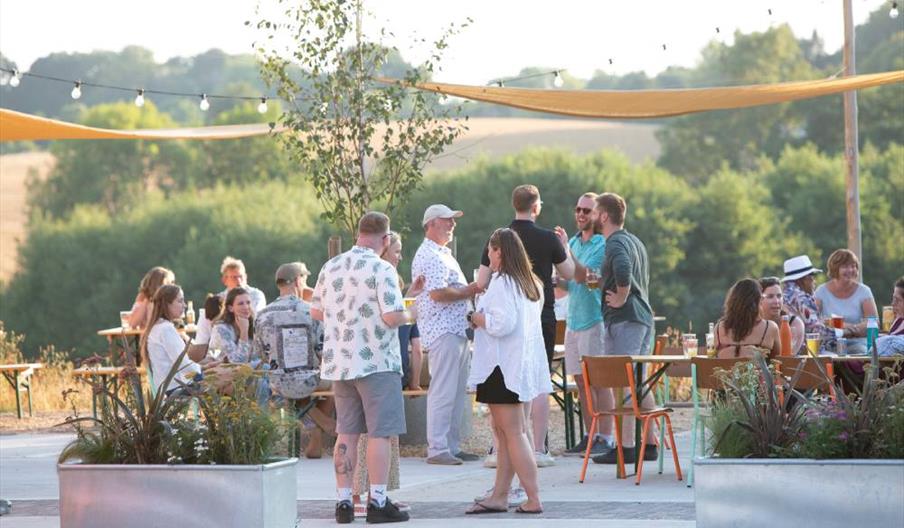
[0,363,43,419]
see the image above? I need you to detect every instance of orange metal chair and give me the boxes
[775,356,837,401]
[579,355,682,485]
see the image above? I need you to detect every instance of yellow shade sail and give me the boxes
[0,108,283,142]
[385,70,904,119]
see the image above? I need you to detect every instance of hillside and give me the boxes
[0,118,658,282]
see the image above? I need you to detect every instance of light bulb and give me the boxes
[552,71,564,88]
[257,97,268,114]
[497,80,505,88]
[199,94,210,111]
[71,82,82,100]
[891,2,899,18]
[135,90,145,107]
[9,70,20,87]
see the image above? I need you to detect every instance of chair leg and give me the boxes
[688,415,698,488]
[658,377,669,473]
[614,415,626,479]
[663,414,683,481]
[579,416,598,483]
[635,417,652,485]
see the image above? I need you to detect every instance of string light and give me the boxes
[70,81,82,100]
[662,43,668,51]
[199,94,210,111]
[134,89,145,107]
[489,69,562,88]
[497,80,505,88]
[553,71,564,88]
[891,1,899,18]
[257,97,268,113]
[8,69,20,87]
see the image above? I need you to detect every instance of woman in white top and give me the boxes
[209,288,255,364]
[140,284,201,394]
[814,249,878,354]
[466,228,551,515]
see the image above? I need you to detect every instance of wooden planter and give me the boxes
[58,458,298,528]
[694,457,904,528]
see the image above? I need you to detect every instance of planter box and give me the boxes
[58,458,298,528]
[694,457,904,528]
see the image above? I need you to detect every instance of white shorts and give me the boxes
[564,322,605,376]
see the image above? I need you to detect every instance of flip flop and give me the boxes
[515,505,543,514]
[465,501,507,515]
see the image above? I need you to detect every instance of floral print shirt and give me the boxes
[312,246,405,381]
[411,238,470,348]
[783,281,825,335]
[209,322,255,364]
[252,295,323,399]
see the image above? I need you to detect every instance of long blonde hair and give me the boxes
[488,228,541,302]
[139,284,182,367]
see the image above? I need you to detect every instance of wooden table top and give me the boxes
[71,366,147,377]
[0,363,43,372]
[97,324,197,337]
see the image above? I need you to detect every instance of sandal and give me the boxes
[465,501,507,515]
[515,505,543,514]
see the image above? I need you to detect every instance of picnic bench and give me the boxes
[1,363,42,418]
[71,366,146,418]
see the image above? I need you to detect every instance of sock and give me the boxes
[337,487,352,504]
[369,484,387,507]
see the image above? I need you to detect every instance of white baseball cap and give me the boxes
[422,204,463,226]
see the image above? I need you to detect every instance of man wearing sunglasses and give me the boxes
[556,193,614,458]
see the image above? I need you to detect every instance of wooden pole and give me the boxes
[842,0,862,263]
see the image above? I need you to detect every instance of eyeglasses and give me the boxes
[574,207,593,215]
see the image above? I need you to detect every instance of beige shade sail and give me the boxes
[384,70,904,119]
[0,108,283,142]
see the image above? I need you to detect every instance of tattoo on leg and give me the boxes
[334,443,353,476]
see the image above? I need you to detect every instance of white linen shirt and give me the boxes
[411,238,470,348]
[467,273,553,402]
[312,246,405,381]
[147,318,201,393]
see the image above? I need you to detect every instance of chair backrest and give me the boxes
[691,357,752,391]
[555,319,566,346]
[581,355,632,389]
[776,357,834,391]
[581,355,641,415]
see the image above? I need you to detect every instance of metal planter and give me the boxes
[58,458,298,528]
[694,457,904,528]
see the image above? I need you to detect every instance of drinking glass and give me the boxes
[882,306,895,332]
[683,334,698,357]
[403,297,416,309]
[586,270,600,290]
[119,311,131,330]
[805,333,820,357]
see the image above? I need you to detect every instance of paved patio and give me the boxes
[0,428,697,527]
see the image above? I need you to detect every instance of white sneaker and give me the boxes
[534,450,556,467]
[483,447,497,468]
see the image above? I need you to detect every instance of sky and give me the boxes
[0,0,891,85]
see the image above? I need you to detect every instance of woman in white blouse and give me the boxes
[209,288,256,364]
[466,228,551,515]
[140,284,201,395]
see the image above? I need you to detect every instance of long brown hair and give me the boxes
[721,278,762,341]
[489,228,541,302]
[138,266,175,300]
[139,284,183,367]
[214,287,255,342]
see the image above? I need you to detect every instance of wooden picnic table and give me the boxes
[71,366,146,418]
[97,325,196,366]
[1,363,43,418]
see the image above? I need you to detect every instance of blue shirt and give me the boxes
[564,233,605,331]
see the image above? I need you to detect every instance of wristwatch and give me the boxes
[466,311,475,323]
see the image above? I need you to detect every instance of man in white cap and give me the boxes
[781,255,826,337]
[412,204,483,465]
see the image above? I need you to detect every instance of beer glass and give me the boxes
[805,333,820,357]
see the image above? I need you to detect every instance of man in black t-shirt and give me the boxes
[478,184,574,468]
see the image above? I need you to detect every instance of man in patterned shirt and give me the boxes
[312,212,413,524]
[781,255,832,345]
[412,204,483,466]
[253,262,331,458]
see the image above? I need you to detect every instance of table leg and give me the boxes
[562,360,575,449]
[14,372,23,420]
[634,362,644,474]
[25,377,33,417]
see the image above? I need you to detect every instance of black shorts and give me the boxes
[476,366,521,404]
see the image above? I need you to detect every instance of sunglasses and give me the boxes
[574,207,593,215]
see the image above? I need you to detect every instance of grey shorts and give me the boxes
[564,322,605,376]
[333,371,406,438]
[603,321,653,356]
